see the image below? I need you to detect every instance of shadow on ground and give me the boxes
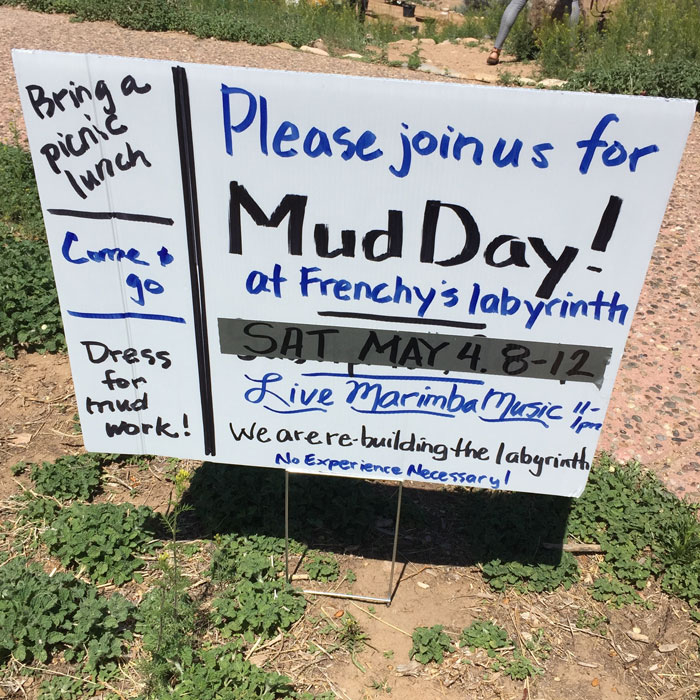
[182,462,570,569]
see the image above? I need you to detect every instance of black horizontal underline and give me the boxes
[317,311,486,330]
[47,209,174,226]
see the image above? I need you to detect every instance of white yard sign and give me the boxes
[13,49,695,497]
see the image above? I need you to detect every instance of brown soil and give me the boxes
[0,6,699,700]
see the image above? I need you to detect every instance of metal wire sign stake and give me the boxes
[284,470,404,605]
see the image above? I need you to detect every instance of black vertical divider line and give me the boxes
[172,66,216,456]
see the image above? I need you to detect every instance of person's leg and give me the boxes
[487,0,528,64]
[494,0,529,49]
[569,0,580,26]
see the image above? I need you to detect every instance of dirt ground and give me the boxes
[0,6,699,699]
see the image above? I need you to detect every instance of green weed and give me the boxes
[492,648,541,680]
[0,141,44,238]
[575,609,608,635]
[0,143,64,357]
[0,556,134,675]
[0,220,64,357]
[211,579,306,643]
[28,453,103,501]
[209,533,290,583]
[38,677,86,700]
[569,455,700,608]
[590,576,644,607]
[42,502,159,585]
[137,581,201,693]
[305,551,340,582]
[164,642,298,700]
[410,625,452,664]
[407,45,422,70]
[566,55,700,101]
[336,612,368,655]
[459,620,508,657]
[480,551,579,593]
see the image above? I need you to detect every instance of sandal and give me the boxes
[486,48,500,65]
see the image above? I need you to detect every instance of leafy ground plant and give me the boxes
[166,641,298,700]
[568,454,700,609]
[211,579,306,643]
[208,532,290,583]
[410,625,452,664]
[41,502,159,584]
[304,551,340,582]
[27,453,103,501]
[459,620,509,657]
[480,551,579,593]
[0,143,65,357]
[0,220,64,357]
[0,556,134,675]
[492,648,542,680]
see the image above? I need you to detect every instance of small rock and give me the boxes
[419,38,436,45]
[271,42,295,50]
[311,38,328,51]
[396,660,422,676]
[416,581,430,589]
[626,630,649,643]
[519,77,537,85]
[300,45,329,57]
[418,64,446,75]
[657,643,679,653]
[343,53,363,59]
[9,432,31,446]
[470,73,497,84]
[460,37,479,44]
[538,78,567,88]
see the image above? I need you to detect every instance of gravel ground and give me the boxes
[2,5,698,501]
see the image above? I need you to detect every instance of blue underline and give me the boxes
[67,311,186,324]
[264,407,326,414]
[350,408,455,418]
[479,417,550,427]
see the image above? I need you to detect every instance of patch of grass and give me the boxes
[1,0,368,52]
[42,501,159,585]
[0,141,44,238]
[565,55,700,101]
